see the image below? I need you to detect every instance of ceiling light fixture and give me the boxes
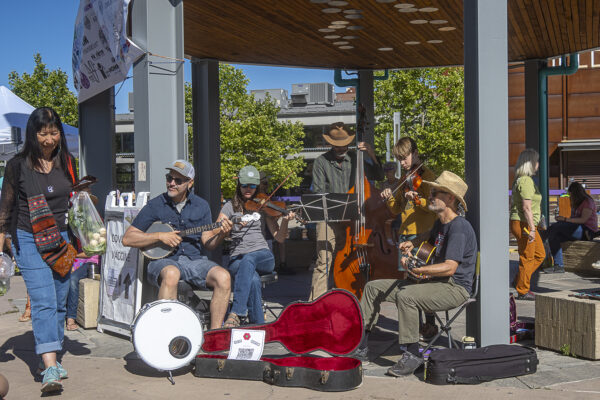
[345,14,363,19]
[398,8,418,13]
[419,7,439,12]
[324,35,342,39]
[342,35,359,39]
[322,8,342,13]
[319,28,336,32]
[333,41,350,45]
[410,20,428,24]
[346,25,364,30]
[378,47,394,51]
[339,45,354,49]
[332,20,350,24]
[438,26,457,31]
[427,40,443,44]
[395,3,414,8]
[429,20,448,25]
[328,1,349,6]
[343,9,362,14]
[405,41,420,45]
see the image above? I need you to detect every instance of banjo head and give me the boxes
[142,221,175,259]
[131,300,203,371]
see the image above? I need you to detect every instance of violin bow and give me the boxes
[256,170,294,211]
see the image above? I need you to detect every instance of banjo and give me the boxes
[141,212,261,260]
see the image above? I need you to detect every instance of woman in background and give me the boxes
[510,149,545,300]
[546,181,598,273]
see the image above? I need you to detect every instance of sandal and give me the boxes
[19,303,31,322]
[223,313,240,328]
[66,318,79,331]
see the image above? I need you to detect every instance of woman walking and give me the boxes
[0,107,77,393]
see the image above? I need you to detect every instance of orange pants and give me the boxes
[510,220,546,295]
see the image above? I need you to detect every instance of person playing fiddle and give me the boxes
[380,137,439,340]
[309,122,383,301]
[214,166,295,327]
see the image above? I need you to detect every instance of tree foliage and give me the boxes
[8,54,79,127]
[185,64,305,199]
[374,68,465,177]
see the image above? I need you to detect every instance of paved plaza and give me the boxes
[1,252,599,399]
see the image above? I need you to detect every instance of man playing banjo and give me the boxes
[123,160,233,329]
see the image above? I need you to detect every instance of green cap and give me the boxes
[238,166,260,185]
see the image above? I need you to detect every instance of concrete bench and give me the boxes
[535,291,600,360]
[562,240,600,275]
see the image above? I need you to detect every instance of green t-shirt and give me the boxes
[510,176,542,224]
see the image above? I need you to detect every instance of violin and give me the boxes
[244,193,306,224]
[390,163,424,206]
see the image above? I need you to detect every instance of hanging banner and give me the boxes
[72,0,143,103]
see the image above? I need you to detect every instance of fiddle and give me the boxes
[386,162,425,206]
[244,193,306,224]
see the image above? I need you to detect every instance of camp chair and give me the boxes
[422,252,481,354]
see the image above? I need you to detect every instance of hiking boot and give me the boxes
[350,346,369,365]
[386,351,424,377]
[41,366,63,393]
[516,291,535,301]
[419,322,439,342]
[38,361,68,379]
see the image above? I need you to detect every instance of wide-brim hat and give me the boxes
[421,171,468,212]
[322,126,355,146]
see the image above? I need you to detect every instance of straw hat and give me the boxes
[322,125,355,146]
[421,171,468,211]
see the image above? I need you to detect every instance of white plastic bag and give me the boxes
[68,191,107,256]
[0,253,15,296]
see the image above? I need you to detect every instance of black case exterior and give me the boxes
[425,345,538,385]
[194,357,363,392]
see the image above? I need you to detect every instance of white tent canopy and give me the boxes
[0,85,79,161]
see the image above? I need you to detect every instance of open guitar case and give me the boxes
[194,289,364,391]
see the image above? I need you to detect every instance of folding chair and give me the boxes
[422,252,481,354]
[260,272,279,319]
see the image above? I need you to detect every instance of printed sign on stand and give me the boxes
[97,191,149,337]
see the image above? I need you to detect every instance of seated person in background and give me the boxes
[377,161,399,191]
[546,181,598,273]
[214,166,295,328]
[355,171,476,377]
[122,160,232,329]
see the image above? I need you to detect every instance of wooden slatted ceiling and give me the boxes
[183,0,600,69]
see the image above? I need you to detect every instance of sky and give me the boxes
[0,1,343,114]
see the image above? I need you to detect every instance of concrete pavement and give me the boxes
[1,255,599,399]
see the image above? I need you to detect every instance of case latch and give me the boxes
[320,370,330,384]
[285,367,294,380]
[263,367,280,384]
[217,359,226,372]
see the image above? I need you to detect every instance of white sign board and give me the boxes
[72,0,143,103]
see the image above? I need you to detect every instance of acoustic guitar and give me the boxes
[141,212,261,260]
[403,241,436,281]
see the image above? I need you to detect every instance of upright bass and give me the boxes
[332,105,406,299]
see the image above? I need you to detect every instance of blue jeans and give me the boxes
[228,248,274,324]
[66,263,92,319]
[12,229,70,355]
[548,221,584,267]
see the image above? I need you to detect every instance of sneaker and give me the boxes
[40,366,63,393]
[552,266,565,274]
[419,322,438,342]
[386,351,424,377]
[516,291,535,301]
[350,346,369,365]
[38,361,68,379]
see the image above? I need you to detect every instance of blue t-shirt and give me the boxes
[131,192,212,259]
[428,216,478,293]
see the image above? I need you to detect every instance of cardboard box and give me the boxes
[77,278,100,328]
[535,291,600,360]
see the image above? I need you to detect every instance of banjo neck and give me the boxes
[179,221,223,237]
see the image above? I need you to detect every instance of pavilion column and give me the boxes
[78,87,116,216]
[524,60,544,151]
[463,0,509,346]
[131,0,186,196]
[191,58,221,220]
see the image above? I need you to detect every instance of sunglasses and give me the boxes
[240,184,257,189]
[431,189,449,197]
[165,174,189,185]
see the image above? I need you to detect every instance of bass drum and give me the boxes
[131,300,203,371]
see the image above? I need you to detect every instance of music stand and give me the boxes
[299,193,359,287]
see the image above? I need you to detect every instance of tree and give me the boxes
[185,64,305,199]
[374,68,465,177]
[8,53,79,127]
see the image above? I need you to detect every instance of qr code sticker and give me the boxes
[237,348,254,360]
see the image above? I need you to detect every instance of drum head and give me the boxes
[132,300,203,371]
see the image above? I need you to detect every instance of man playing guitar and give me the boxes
[380,137,438,339]
[356,171,477,376]
[122,160,233,329]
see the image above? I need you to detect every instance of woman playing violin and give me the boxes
[216,166,295,327]
[380,137,439,340]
